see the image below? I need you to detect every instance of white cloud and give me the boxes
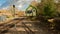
[18,4,23,8]
[14,0,32,10]
[2,6,9,10]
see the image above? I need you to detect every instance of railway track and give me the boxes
[0,18,40,34]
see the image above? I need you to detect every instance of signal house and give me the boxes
[25,5,37,17]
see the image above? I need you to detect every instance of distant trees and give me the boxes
[36,0,56,18]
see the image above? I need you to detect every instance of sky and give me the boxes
[0,0,36,11]
[0,0,58,11]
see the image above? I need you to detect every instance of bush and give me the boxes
[43,4,55,18]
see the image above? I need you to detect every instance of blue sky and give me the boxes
[0,0,33,11]
[0,0,57,11]
[0,0,6,6]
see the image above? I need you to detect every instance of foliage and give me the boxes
[43,4,55,17]
[42,0,56,18]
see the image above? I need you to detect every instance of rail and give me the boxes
[22,22,35,34]
[0,18,39,34]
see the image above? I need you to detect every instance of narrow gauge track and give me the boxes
[0,18,37,34]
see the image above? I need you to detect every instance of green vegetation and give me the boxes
[43,4,56,18]
[37,0,56,18]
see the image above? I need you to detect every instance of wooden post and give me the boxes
[13,5,15,17]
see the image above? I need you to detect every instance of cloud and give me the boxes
[0,0,33,11]
[15,0,32,10]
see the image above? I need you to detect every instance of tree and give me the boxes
[37,0,56,18]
